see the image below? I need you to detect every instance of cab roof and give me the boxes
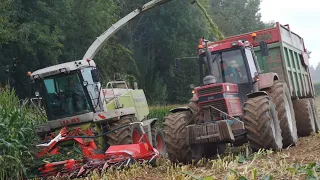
[30,59,96,80]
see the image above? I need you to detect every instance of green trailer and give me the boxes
[221,22,315,99]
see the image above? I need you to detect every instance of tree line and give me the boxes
[0,0,273,105]
[311,63,320,83]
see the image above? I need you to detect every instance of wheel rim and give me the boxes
[308,104,316,131]
[132,129,141,144]
[283,96,293,133]
[270,104,277,139]
[271,118,276,138]
[156,134,164,152]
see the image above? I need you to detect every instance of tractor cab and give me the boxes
[194,38,261,120]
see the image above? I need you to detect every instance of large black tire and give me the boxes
[243,95,283,151]
[293,99,316,137]
[265,80,298,147]
[309,98,320,132]
[163,111,192,163]
[107,115,142,145]
[151,126,167,157]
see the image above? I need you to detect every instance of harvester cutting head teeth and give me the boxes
[36,123,159,179]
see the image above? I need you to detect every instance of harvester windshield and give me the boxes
[42,72,91,120]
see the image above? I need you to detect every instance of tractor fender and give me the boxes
[258,72,279,90]
[169,107,193,113]
[247,91,268,99]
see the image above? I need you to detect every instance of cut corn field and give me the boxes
[1,88,320,179]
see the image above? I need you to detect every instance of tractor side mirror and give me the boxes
[260,41,269,57]
[91,69,100,83]
[174,58,181,71]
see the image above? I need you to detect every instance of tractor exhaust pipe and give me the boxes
[204,40,214,76]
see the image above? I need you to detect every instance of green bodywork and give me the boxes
[48,88,150,149]
[254,42,314,99]
[105,89,149,121]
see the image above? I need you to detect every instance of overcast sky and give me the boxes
[260,0,320,67]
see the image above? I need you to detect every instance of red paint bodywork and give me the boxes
[195,83,242,119]
[36,127,159,178]
[199,22,307,54]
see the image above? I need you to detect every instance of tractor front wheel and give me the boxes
[243,95,283,152]
[164,111,192,163]
[107,115,142,145]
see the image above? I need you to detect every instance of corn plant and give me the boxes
[148,104,184,127]
[0,87,42,179]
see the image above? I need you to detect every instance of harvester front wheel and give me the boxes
[107,115,142,145]
[243,95,283,152]
[151,126,166,157]
[293,99,316,137]
[266,80,298,148]
[164,111,192,163]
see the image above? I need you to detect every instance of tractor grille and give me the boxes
[197,86,223,96]
[199,99,227,118]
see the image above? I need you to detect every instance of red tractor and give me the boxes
[164,22,319,163]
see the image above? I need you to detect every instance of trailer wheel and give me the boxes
[107,115,142,145]
[243,95,282,152]
[293,99,316,137]
[309,98,320,133]
[151,126,166,157]
[266,80,298,147]
[164,111,192,163]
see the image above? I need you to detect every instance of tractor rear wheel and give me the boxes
[151,126,166,157]
[107,115,142,145]
[243,95,283,152]
[293,99,316,137]
[309,98,320,132]
[266,80,298,148]
[164,111,192,163]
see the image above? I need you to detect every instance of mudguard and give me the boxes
[169,107,193,113]
[247,91,268,99]
[258,72,279,90]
